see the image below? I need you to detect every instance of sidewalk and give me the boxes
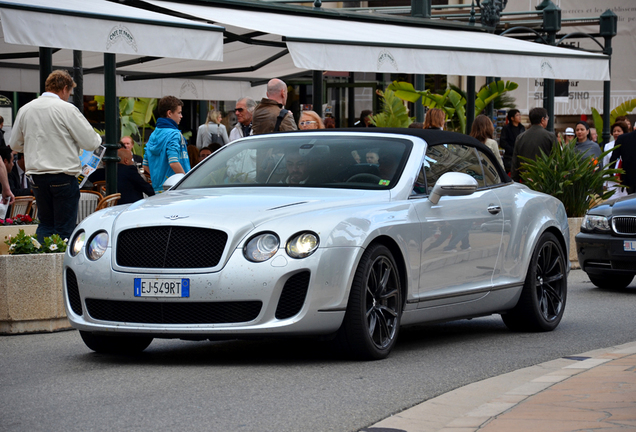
[364,341,636,432]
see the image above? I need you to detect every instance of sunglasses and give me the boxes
[234,108,244,113]
[300,121,316,126]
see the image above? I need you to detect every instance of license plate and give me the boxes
[624,241,636,252]
[134,278,190,297]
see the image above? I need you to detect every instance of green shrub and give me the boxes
[519,142,623,218]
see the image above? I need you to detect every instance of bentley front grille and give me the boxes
[116,227,228,268]
[85,299,262,324]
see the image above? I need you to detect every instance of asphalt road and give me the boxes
[1,269,635,432]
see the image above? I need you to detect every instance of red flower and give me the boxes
[5,218,13,224]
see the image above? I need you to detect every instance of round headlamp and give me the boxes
[244,232,280,262]
[70,231,86,257]
[87,231,109,261]
[286,232,319,259]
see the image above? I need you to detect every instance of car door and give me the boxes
[411,143,505,305]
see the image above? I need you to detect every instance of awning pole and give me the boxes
[348,74,356,127]
[104,53,119,196]
[414,74,425,123]
[600,9,617,145]
[466,76,475,134]
[39,48,52,93]
[313,70,323,117]
[72,51,83,113]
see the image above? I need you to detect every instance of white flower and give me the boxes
[31,238,41,249]
[9,244,15,250]
[63,238,68,243]
[50,244,58,251]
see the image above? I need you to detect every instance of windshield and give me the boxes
[178,135,412,190]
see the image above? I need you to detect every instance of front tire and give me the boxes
[337,244,402,360]
[80,331,153,354]
[588,274,634,290]
[502,232,567,332]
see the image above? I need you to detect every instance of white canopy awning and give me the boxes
[0,0,223,61]
[144,0,610,81]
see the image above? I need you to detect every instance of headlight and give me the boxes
[244,232,279,262]
[582,214,611,232]
[87,231,109,261]
[70,231,85,257]
[286,232,319,259]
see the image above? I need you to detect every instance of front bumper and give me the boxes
[64,246,361,338]
[575,232,636,276]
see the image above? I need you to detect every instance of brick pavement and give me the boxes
[365,342,636,432]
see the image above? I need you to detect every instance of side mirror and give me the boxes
[429,172,478,205]
[162,173,185,191]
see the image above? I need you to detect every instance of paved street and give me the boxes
[1,269,635,432]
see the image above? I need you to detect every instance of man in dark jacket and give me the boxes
[499,109,525,173]
[511,107,556,182]
[611,129,636,194]
[251,79,297,135]
[117,148,155,204]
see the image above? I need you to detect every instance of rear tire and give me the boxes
[588,274,634,290]
[80,331,153,354]
[502,232,567,332]
[337,244,402,360]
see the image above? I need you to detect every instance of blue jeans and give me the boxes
[31,174,80,242]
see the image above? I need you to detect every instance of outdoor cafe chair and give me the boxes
[9,196,35,218]
[95,193,121,211]
[77,190,102,223]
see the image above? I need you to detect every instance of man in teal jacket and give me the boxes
[143,95,190,193]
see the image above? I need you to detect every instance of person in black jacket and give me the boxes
[611,129,636,194]
[117,148,155,204]
[499,109,525,173]
[9,153,32,197]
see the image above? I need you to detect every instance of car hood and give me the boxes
[110,187,387,232]
[588,193,636,217]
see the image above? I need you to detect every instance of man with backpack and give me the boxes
[251,79,297,135]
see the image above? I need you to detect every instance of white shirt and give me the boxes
[9,93,101,176]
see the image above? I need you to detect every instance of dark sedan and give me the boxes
[576,193,636,289]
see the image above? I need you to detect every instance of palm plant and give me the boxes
[519,142,623,217]
[591,98,636,144]
[387,80,518,132]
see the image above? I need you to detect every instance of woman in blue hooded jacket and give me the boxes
[143,95,191,193]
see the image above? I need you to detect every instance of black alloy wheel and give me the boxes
[502,232,567,332]
[337,244,402,360]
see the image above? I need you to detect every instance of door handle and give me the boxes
[487,205,501,215]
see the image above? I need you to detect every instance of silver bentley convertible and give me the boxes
[65,129,570,360]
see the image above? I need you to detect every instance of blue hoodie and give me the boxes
[143,117,191,192]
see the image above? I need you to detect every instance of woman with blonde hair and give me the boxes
[196,110,229,149]
[298,110,325,130]
[470,114,505,169]
[423,108,446,129]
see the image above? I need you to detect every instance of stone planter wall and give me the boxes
[568,217,583,270]
[0,253,71,334]
[0,225,38,255]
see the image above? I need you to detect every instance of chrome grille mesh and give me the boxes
[116,227,228,268]
[613,216,636,235]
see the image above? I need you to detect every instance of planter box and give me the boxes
[568,217,582,270]
[0,225,38,255]
[0,253,71,334]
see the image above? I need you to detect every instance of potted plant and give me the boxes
[0,230,70,334]
[518,142,623,265]
[0,214,38,255]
